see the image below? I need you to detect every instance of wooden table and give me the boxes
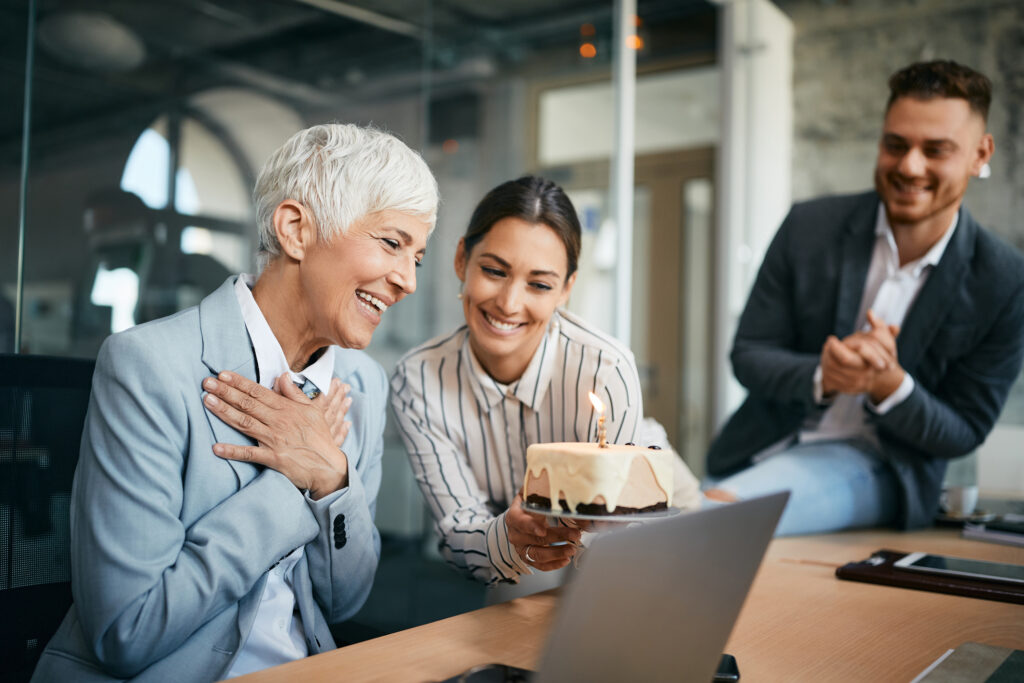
[238,529,1024,682]
[726,529,1022,681]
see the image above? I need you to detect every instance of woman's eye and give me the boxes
[482,266,505,277]
[530,282,553,291]
[382,238,400,249]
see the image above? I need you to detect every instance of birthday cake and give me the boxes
[523,442,674,515]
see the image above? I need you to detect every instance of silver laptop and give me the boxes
[533,491,789,683]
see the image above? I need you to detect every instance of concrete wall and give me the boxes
[775,0,1024,252]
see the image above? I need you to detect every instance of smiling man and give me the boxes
[704,60,1024,535]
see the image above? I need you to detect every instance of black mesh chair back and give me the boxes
[0,354,94,683]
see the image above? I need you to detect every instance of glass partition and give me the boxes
[1,1,29,355]
[2,0,723,636]
[4,0,724,517]
[10,0,717,356]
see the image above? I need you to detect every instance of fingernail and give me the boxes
[343,397,353,408]
[213,444,225,455]
[205,394,220,406]
[204,378,217,390]
[219,371,232,381]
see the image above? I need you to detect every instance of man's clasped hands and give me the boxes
[820,309,904,404]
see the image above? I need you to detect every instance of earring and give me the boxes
[979,163,991,179]
[457,292,463,300]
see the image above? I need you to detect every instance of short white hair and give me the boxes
[253,123,438,271]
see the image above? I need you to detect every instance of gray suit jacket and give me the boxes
[707,191,1024,529]
[33,277,385,681]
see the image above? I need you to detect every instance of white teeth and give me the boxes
[357,291,388,313]
[893,179,929,193]
[484,312,518,330]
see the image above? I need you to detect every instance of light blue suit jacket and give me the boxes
[32,277,385,681]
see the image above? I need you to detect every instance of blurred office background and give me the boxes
[2,0,1023,637]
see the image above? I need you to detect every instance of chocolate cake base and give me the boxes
[525,494,667,515]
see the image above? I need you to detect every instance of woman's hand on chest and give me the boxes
[203,371,352,499]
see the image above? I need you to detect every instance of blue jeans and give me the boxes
[704,440,899,536]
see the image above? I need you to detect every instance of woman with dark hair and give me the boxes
[390,176,700,590]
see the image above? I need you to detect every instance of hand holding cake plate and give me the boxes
[507,494,582,571]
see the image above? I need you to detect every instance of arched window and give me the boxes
[85,89,301,335]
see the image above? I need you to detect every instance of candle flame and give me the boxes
[588,391,605,414]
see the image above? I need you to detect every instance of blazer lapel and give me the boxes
[198,276,261,486]
[834,197,878,337]
[896,207,976,371]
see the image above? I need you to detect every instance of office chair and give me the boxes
[0,354,94,683]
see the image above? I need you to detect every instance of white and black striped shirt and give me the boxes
[390,310,644,585]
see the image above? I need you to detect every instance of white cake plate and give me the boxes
[521,500,682,524]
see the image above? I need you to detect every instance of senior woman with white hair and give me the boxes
[32,124,438,682]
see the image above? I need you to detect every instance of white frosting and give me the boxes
[524,442,674,513]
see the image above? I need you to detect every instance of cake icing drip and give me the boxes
[525,442,674,513]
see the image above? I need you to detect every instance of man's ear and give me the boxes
[273,200,315,261]
[558,271,578,308]
[971,133,995,176]
[454,238,468,283]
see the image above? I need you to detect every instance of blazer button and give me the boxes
[333,514,347,548]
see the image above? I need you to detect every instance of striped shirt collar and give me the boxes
[461,312,563,413]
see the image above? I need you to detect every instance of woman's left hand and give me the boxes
[203,371,349,499]
[318,378,353,448]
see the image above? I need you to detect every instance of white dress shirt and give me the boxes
[801,205,958,448]
[226,274,336,679]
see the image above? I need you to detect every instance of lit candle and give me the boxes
[588,391,608,448]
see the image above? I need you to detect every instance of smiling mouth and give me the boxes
[890,177,932,195]
[357,290,389,314]
[483,311,522,331]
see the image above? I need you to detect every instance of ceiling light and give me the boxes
[38,11,146,73]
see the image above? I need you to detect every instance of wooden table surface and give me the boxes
[725,529,1023,682]
[237,529,1024,683]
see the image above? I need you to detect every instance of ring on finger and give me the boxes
[524,544,536,563]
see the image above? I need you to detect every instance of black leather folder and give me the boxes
[835,549,1024,605]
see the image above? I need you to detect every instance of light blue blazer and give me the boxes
[32,277,385,682]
